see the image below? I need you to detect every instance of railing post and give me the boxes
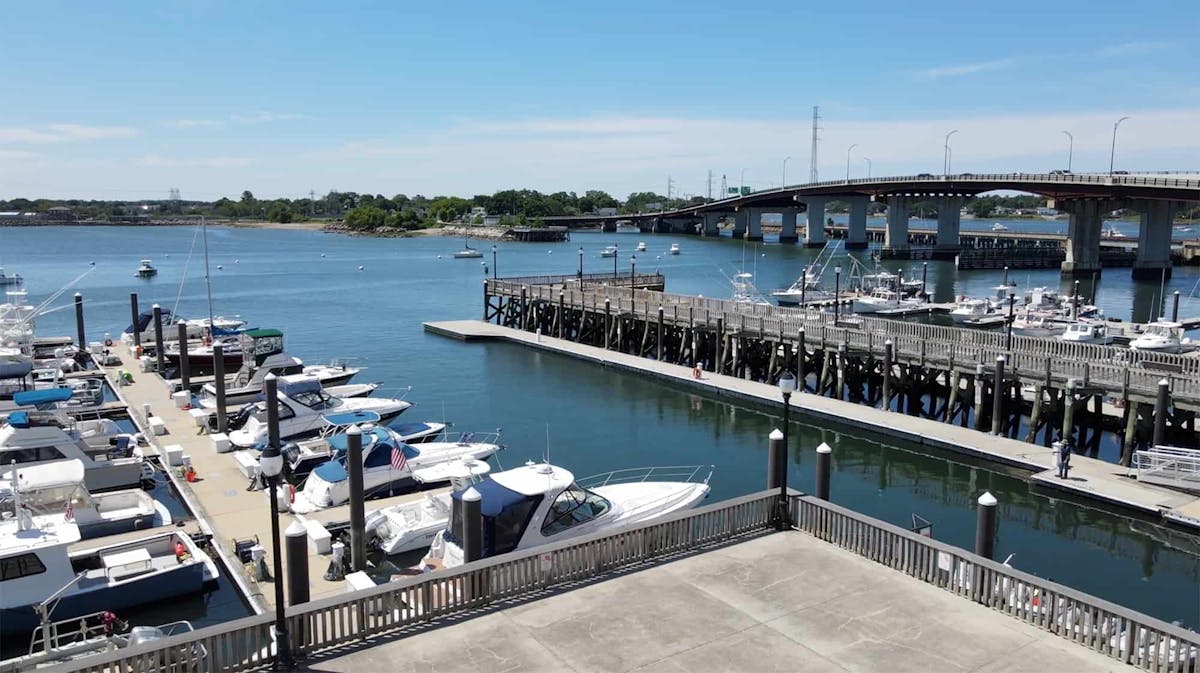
[991,356,1005,435]
[815,443,832,501]
[1153,379,1169,447]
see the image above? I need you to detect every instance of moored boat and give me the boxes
[134,260,157,278]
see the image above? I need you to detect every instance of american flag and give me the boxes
[64,500,74,522]
[390,445,407,471]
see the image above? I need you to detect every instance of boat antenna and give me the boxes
[544,423,551,466]
[201,215,216,337]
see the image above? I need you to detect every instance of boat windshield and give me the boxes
[541,483,611,536]
[1144,324,1179,337]
[291,390,343,411]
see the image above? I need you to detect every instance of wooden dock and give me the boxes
[424,319,1200,530]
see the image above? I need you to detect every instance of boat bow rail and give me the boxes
[578,464,714,489]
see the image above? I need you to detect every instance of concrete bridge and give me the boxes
[544,172,1200,279]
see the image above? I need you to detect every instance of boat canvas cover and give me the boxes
[448,478,542,555]
[125,308,174,334]
[241,329,284,357]
[322,411,381,428]
[13,387,73,407]
[312,460,348,484]
[14,459,85,490]
[277,376,322,397]
[387,421,436,436]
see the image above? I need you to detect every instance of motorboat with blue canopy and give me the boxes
[13,388,73,409]
[281,412,446,477]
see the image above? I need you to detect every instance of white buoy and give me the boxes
[436,255,442,259]
[547,250,553,254]
[357,265,364,271]
[217,265,223,270]
[321,253,326,258]
[234,259,239,264]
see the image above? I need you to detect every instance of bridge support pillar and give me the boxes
[746,208,764,241]
[601,221,617,233]
[1132,200,1176,281]
[885,196,910,251]
[935,196,964,253]
[804,197,827,247]
[846,197,868,249]
[733,210,748,239]
[702,212,722,237]
[1059,200,1108,277]
[780,210,798,243]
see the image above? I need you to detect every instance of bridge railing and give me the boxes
[791,494,1200,671]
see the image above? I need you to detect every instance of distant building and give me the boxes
[45,206,76,222]
[468,206,487,219]
[137,204,161,212]
[645,203,663,211]
[483,215,502,227]
[1035,207,1058,216]
[596,207,618,217]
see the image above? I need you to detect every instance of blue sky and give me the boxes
[2,0,1198,200]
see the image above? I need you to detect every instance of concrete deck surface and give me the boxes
[305,532,1125,673]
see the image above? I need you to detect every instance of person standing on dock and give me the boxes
[1057,436,1072,479]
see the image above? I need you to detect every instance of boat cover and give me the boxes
[388,421,435,435]
[322,411,381,427]
[452,477,526,517]
[13,387,73,407]
[313,460,348,483]
[125,308,174,334]
[6,411,30,428]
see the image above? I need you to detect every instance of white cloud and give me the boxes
[0,124,137,143]
[165,119,225,128]
[136,154,253,168]
[0,149,37,159]
[915,59,1016,80]
[230,111,302,124]
[1097,41,1173,58]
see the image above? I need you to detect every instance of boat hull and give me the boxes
[201,369,357,409]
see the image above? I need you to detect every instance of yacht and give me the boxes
[1010,314,1067,338]
[121,309,244,346]
[0,407,147,493]
[599,245,618,258]
[1059,322,1114,345]
[668,243,681,255]
[134,260,157,278]
[363,461,487,555]
[1129,321,1196,354]
[0,267,22,286]
[287,427,501,513]
[197,328,360,409]
[635,242,647,252]
[0,509,217,638]
[2,460,169,539]
[419,462,712,571]
[948,298,997,324]
[162,335,244,371]
[226,373,413,448]
[281,412,447,478]
[991,223,1009,232]
[452,236,483,259]
[852,288,921,314]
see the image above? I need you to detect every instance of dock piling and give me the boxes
[882,340,893,410]
[767,428,785,490]
[462,487,483,563]
[177,322,190,394]
[1062,379,1077,441]
[129,292,140,349]
[346,425,366,572]
[152,304,165,373]
[815,442,832,501]
[285,520,310,606]
[975,492,997,560]
[991,356,1005,435]
[797,328,806,390]
[72,291,84,347]
[1172,291,1180,322]
[212,343,228,434]
[1153,379,1169,447]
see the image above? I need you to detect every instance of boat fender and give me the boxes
[289,483,296,504]
[104,335,113,347]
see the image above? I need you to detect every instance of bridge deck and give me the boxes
[310,531,1120,673]
[424,319,1200,529]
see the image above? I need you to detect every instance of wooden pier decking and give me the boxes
[424,319,1200,529]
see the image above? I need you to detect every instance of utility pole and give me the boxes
[707,170,713,201]
[809,106,821,184]
[309,189,316,216]
[720,174,728,200]
[666,175,674,210]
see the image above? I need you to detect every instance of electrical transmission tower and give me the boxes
[809,106,821,183]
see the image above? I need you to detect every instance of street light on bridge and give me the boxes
[845,144,858,181]
[782,157,791,188]
[1061,131,1074,172]
[1109,116,1131,175]
[864,157,872,179]
[943,130,959,176]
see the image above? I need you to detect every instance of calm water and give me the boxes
[2,224,1197,636]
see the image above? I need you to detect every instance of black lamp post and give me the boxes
[491,245,497,280]
[1006,293,1016,351]
[833,265,842,323]
[577,246,584,283]
[612,243,619,279]
[258,439,291,670]
[921,262,928,298]
[800,265,808,307]
[630,254,637,300]
[776,371,797,530]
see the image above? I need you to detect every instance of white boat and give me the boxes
[2,460,169,539]
[1129,320,1196,354]
[363,462,486,555]
[948,298,997,324]
[134,260,157,278]
[227,373,413,448]
[635,242,647,252]
[668,243,681,255]
[420,462,712,571]
[281,412,447,478]
[0,407,147,493]
[197,328,360,409]
[772,240,840,306]
[852,288,921,314]
[121,308,244,346]
[5,615,204,672]
[1010,314,1067,338]
[288,427,500,513]
[730,272,769,305]
[1102,224,1126,239]
[1059,321,1113,345]
[0,267,22,286]
[452,236,483,259]
[0,517,218,638]
[991,223,1009,232]
[599,245,618,258]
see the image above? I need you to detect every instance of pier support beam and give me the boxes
[846,197,869,249]
[733,210,748,239]
[702,212,722,237]
[1057,200,1109,277]
[804,197,827,247]
[129,293,141,350]
[745,208,764,241]
[885,196,910,251]
[1132,200,1176,280]
[780,210,799,244]
[936,196,964,253]
[74,293,85,351]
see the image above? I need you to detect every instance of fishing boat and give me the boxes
[1,460,169,539]
[0,267,22,286]
[852,288,922,314]
[668,243,681,255]
[226,374,413,448]
[287,427,501,513]
[197,328,361,409]
[162,335,244,371]
[1129,320,1196,354]
[0,405,147,493]
[419,462,712,571]
[636,242,647,252]
[991,223,1009,232]
[0,507,218,638]
[452,236,483,259]
[281,412,447,478]
[1059,321,1114,345]
[1010,314,1067,338]
[598,245,618,258]
[134,260,158,278]
[948,298,998,324]
[772,240,840,306]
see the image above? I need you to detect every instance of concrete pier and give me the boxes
[702,212,721,237]
[936,196,964,253]
[1133,199,1176,280]
[779,209,798,243]
[803,197,827,247]
[846,196,869,249]
[732,209,747,239]
[1059,199,1109,277]
[884,195,910,251]
[745,207,764,241]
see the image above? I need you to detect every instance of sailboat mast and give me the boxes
[201,216,216,336]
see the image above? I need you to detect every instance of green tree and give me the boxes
[429,196,471,222]
[968,200,994,218]
[266,203,294,223]
[343,206,388,230]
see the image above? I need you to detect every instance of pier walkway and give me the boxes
[309,531,1123,673]
[424,320,1200,529]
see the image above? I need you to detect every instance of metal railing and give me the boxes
[48,490,777,673]
[579,464,714,489]
[494,272,665,287]
[1132,446,1200,491]
[791,495,1200,672]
